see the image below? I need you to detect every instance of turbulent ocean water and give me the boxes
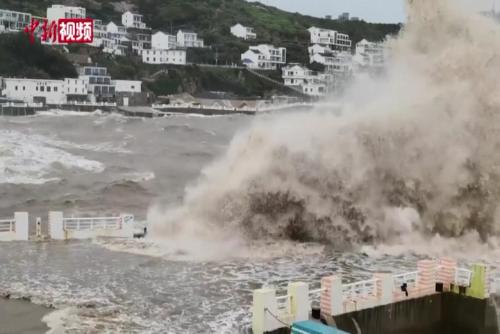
[3,0,500,332]
[0,112,422,333]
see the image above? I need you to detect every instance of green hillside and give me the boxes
[0,0,401,64]
[0,0,402,97]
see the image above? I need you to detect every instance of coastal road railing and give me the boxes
[0,212,29,241]
[64,216,125,231]
[49,211,135,240]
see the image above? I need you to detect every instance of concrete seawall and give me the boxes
[331,293,499,334]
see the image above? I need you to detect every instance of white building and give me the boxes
[47,5,86,21]
[78,65,115,100]
[113,80,142,93]
[142,49,187,65]
[176,29,204,48]
[230,23,256,40]
[308,44,353,76]
[91,19,106,47]
[308,26,352,51]
[152,31,177,50]
[282,64,331,97]
[64,78,89,97]
[0,9,32,32]
[354,39,386,69]
[241,44,287,70]
[122,11,147,29]
[2,78,65,104]
[103,22,129,56]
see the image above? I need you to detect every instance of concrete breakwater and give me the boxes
[255,259,500,334]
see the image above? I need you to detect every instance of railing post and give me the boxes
[14,212,29,241]
[121,214,135,237]
[252,288,282,334]
[374,273,394,306]
[49,211,65,240]
[417,259,438,296]
[438,257,457,291]
[467,263,489,299]
[287,282,309,323]
[320,275,343,317]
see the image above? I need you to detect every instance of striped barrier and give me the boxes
[252,258,491,334]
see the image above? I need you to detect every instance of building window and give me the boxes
[47,86,51,92]
[54,87,58,92]
[22,86,25,91]
[15,86,18,91]
[40,86,44,92]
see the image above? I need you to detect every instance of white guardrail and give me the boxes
[252,258,488,334]
[50,211,135,240]
[0,213,29,241]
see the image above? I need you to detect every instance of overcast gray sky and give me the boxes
[252,0,495,23]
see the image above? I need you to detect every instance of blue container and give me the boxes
[291,320,351,334]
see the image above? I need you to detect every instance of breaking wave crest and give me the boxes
[149,0,500,254]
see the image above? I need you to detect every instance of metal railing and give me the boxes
[393,271,419,289]
[0,218,15,233]
[64,216,122,231]
[455,268,473,287]
[342,278,379,300]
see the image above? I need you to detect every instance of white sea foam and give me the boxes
[0,129,104,184]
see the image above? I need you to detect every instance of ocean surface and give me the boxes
[0,111,494,333]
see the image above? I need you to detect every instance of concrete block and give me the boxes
[287,282,309,322]
[14,212,29,241]
[252,288,283,334]
[49,211,65,240]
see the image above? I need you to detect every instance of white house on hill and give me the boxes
[282,64,331,97]
[230,23,256,40]
[354,39,386,69]
[308,26,352,51]
[177,29,204,48]
[47,4,86,21]
[241,44,287,70]
[122,11,147,29]
[152,31,177,50]
[142,49,187,65]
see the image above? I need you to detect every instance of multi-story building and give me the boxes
[128,28,152,55]
[64,78,89,101]
[103,22,129,56]
[47,5,86,21]
[2,78,64,104]
[1,77,90,104]
[91,19,107,48]
[309,44,353,75]
[142,49,186,65]
[0,9,31,33]
[230,23,257,40]
[282,64,332,97]
[152,31,177,50]
[354,39,386,69]
[78,65,115,101]
[122,11,147,29]
[308,26,352,51]
[176,29,204,48]
[241,44,287,70]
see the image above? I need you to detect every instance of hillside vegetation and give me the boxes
[0,0,402,97]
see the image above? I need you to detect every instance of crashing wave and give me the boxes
[149,0,500,250]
